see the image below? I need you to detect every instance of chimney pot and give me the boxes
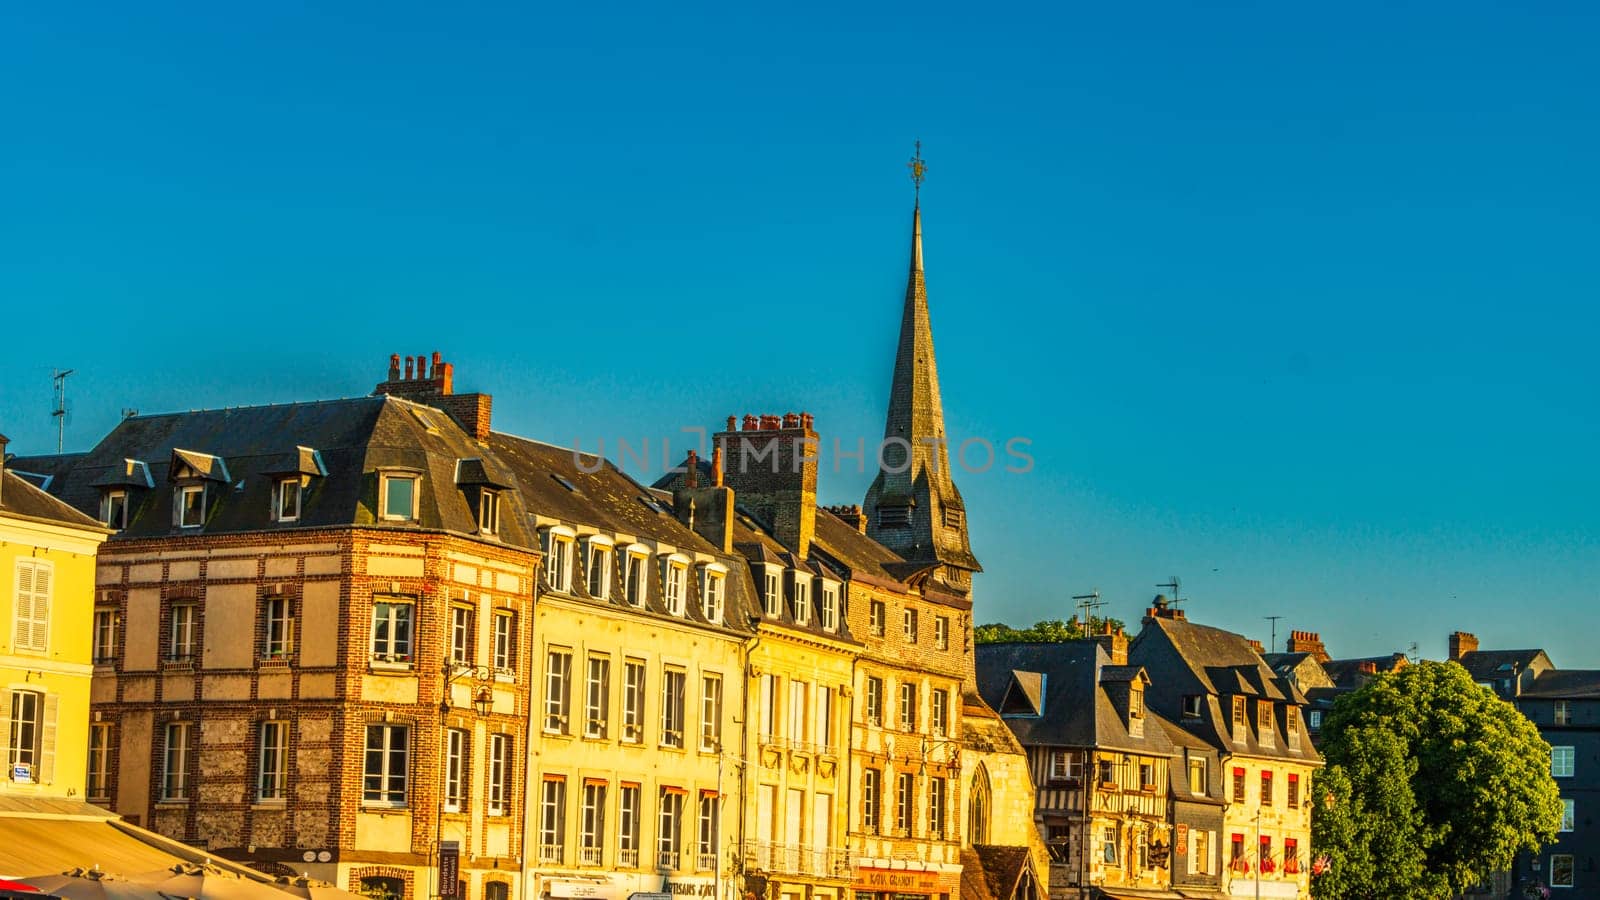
[711,445,724,487]
[727,416,738,432]
[1448,631,1479,661]
[743,415,759,431]
[685,450,699,489]
[783,412,800,429]
[431,351,443,379]
[388,354,401,382]
[404,357,415,380]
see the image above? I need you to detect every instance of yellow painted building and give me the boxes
[0,450,110,800]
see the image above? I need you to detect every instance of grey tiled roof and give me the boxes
[1521,670,1600,700]
[0,469,106,531]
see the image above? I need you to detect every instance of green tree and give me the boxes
[973,617,1125,644]
[1312,660,1563,900]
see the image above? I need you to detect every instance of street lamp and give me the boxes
[917,736,962,776]
[442,662,497,716]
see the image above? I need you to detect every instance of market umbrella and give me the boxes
[0,880,39,893]
[128,865,281,900]
[23,869,157,900]
[267,877,365,900]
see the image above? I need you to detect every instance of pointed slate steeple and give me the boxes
[863,194,981,594]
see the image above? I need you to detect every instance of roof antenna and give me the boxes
[1071,590,1104,634]
[1264,615,1283,653]
[52,368,74,453]
[1156,575,1184,609]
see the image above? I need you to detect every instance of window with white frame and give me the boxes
[7,691,46,783]
[540,777,567,863]
[932,688,949,737]
[363,724,408,806]
[87,723,112,800]
[162,721,190,800]
[622,659,645,742]
[449,604,474,665]
[13,560,52,653]
[793,575,811,625]
[1553,745,1576,777]
[1287,710,1300,746]
[1561,798,1575,832]
[258,721,289,800]
[586,537,614,600]
[929,776,947,838]
[586,656,610,739]
[758,674,777,740]
[935,615,949,649]
[1190,759,1208,795]
[100,489,128,530]
[263,596,293,659]
[478,489,501,535]
[370,599,412,663]
[546,649,573,734]
[895,771,915,834]
[93,608,118,664]
[903,607,918,642]
[820,582,839,631]
[1182,694,1204,718]
[619,784,641,866]
[865,676,884,726]
[581,781,607,865]
[379,473,417,520]
[488,733,512,816]
[657,788,684,869]
[1551,854,1575,888]
[661,668,686,749]
[444,728,468,811]
[763,568,781,617]
[1257,700,1275,747]
[169,602,197,661]
[869,600,886,636]
[545,529,576,593]
[700,675,723,751]
[700,566,725,623]
[788,680,810,745]
[276,477,301,522]
[663,556,689,616]
[899,681,917,731]
[814,686,834,751]
[697,792,718,870]
[623,547,648,607]
[1048,750,1081,782]
[493,610,517,672]
[862,767,881,833]
[1555,700,1572,725]
[177,484,206,528]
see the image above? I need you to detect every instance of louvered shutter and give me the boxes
[13,565,33,649]
[30,566,50,652]
[39,694,57,784]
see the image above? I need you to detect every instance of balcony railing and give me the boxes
[579,846,603,866]
[539,844,564,864]
[742,841,851,878]
[657,850,680,870]
[617,848,639,867]
[697,853,718,871]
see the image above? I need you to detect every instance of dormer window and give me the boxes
[1287,710,1300,747]
[699,565,726,624]
[1130,685,1144,718]
[1181,695,1204,719]
[275,478,301,523]
[793,575,811,625]
[178,485,206,528]
[622,545,649,607]
[1257,700,1275,748]
[478,490,501,535]
[820,582,839,632]
[585,537,614,600]
[1231,696,1247,742]
[763,567,781,618]
[380,473,419,521]
[101,490,129,530]
[663,555,689,616]
[543,528,576,593]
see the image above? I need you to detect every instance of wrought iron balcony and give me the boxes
[742,841,851,878]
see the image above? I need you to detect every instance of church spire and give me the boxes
[863,147,980,594]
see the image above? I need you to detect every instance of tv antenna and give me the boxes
[1264,615,1283,653]
[51,369,74,453]
[1156,576,1184,608]
[1071,590,1104,632]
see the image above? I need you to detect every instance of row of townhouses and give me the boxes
[3,203,1047,900]
[975,602,1322,900]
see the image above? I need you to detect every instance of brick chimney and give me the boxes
[1092,622,1129,666]
[373,351,492,442]
[1144,594,1186,621]
[826,504,868,534]
[1246,638,1265,655]
[715,412,818,558]
[1448,631,1479,661]
[671,449,735,553]
[1286,630,1332,663]
[1358,660,1378,675]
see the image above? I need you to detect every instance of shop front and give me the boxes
[851,862,961,900]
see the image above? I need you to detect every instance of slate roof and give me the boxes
[1521,670,1600,700]
[0,468,107,532]
[1156,717,1224,806]
[1456,649,1554,683]
[1321,653,1408,688]
[971,845,1034,900]
[1134,616,1302,703]
[974,640,1178,756]
[811,506,915,586]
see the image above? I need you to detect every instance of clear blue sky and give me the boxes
[3,2,1596,665]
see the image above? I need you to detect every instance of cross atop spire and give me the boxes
[907,140,927,203]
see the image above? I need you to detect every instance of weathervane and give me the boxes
[907,140,926,201]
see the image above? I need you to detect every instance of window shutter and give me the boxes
[31,566,50,651]
[39,694,58,784]
[0,693,11,772]
[13,565,33,649]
